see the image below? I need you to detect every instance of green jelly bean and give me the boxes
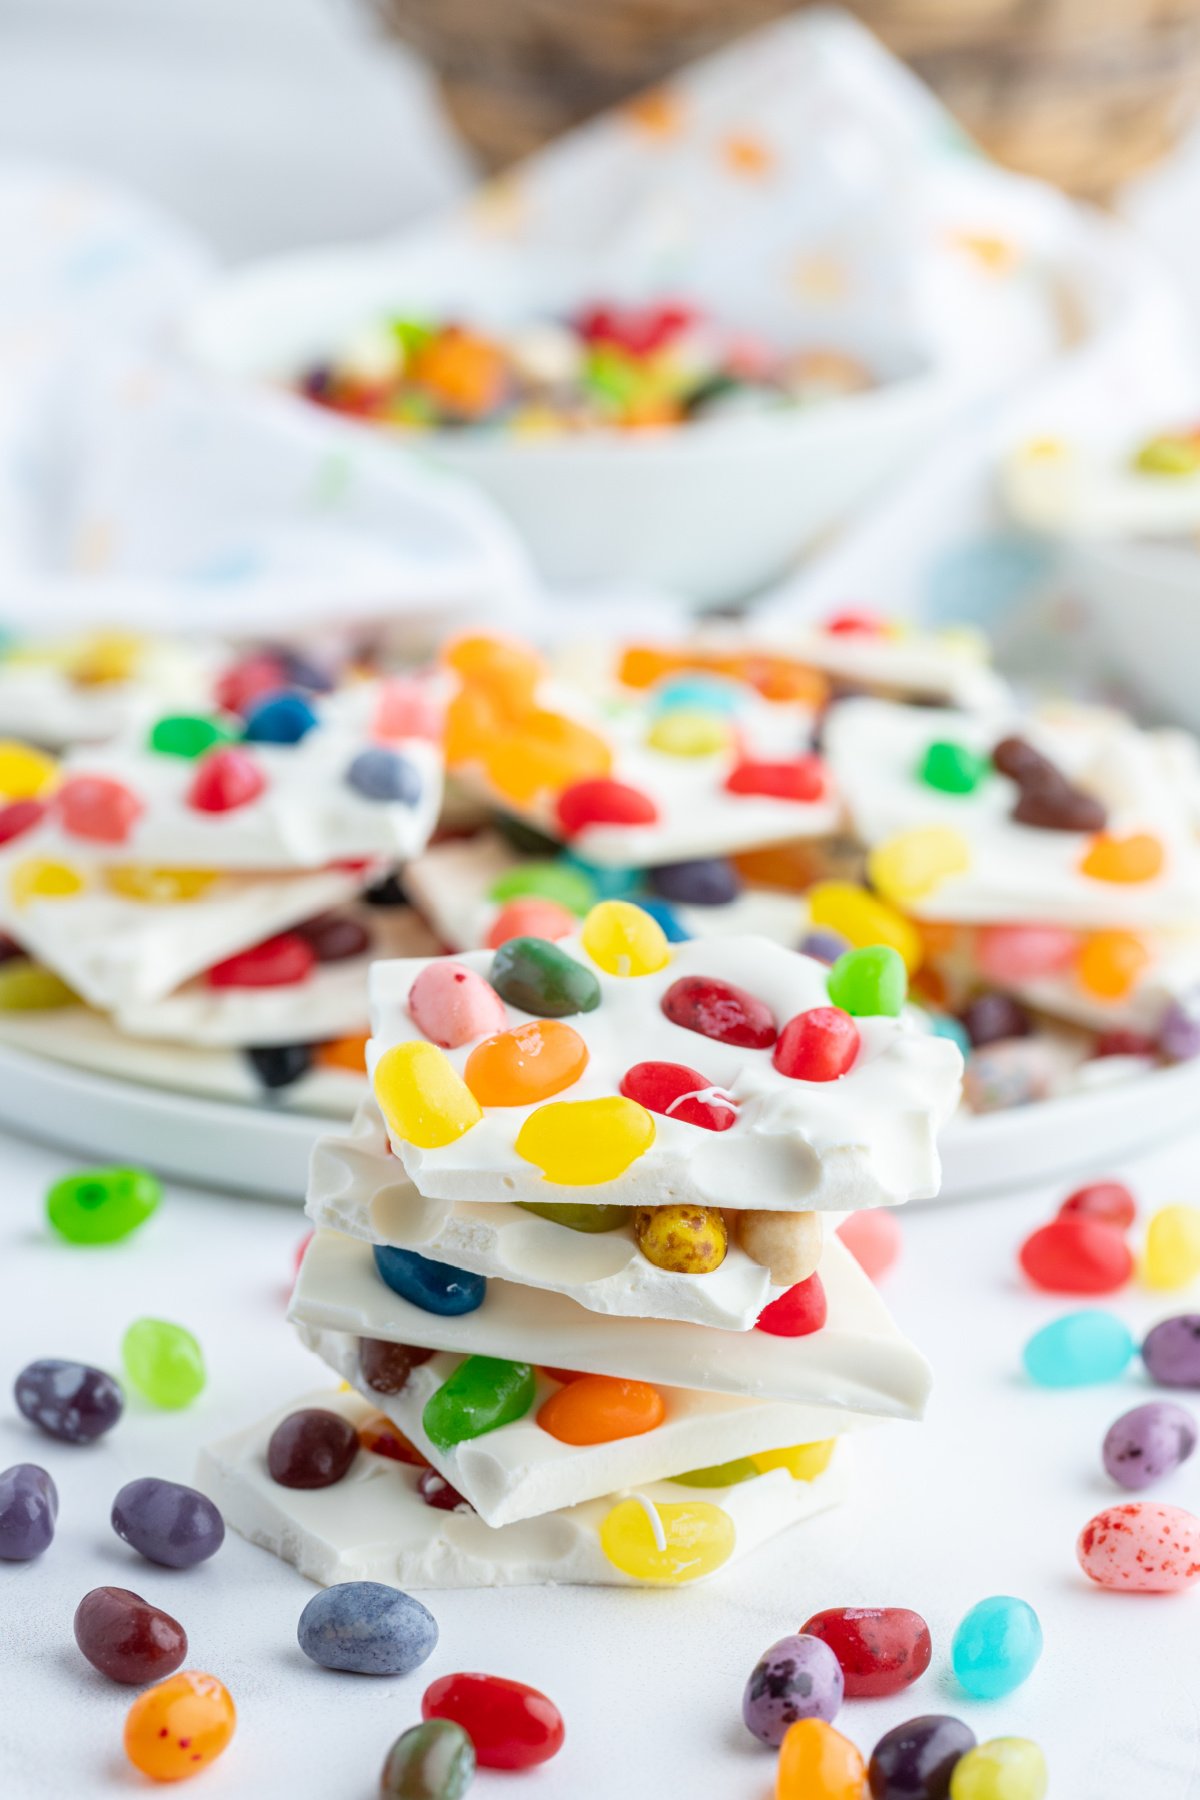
[827,944,907,1017]
[122,1318,206,1409]
[489,937,601,1018]
[47,1166,161,1244]
[149,715,233,759]
[920,741,989,795]
[516,1201,633,1234]
[491,812,563,857]
[489,861,595,914]
[422,1355,536,1451]
[0,963,79,1010]
[667,1456,760,1488]
[381,1718,476,1800]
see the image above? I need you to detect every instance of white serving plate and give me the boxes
[1070,535,1200,735]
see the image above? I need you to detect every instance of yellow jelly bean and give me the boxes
[0,741,57,801]
[949,1738,1047,1800]
[1076,929,1151,1000]
[750,1439,836,1481]
[373,1041,483,1149]
[868,827,971,905]
[646,710,730,756]
[1143,1204,1200,1289]
[516,1096,654,1185]
[580,900,670,977]
[807,880,923,974]
[69,631,144,685]
[600,1496,735,1583]
[104,866,219,904]
[10,859,84,907]
[0,962,79,1009]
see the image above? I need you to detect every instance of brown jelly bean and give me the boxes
[992,736,1054,783]
[660,974,776,1048]
[266,1408,359,1488]
[359,1337,436,1396]
[1012,773,1106,832]
[418,1467,473,1513]
[74,1586,187,1684]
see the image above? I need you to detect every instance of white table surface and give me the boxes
[2,1121,1199,1800]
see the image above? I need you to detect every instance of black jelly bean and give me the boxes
[246,1043,313,1089]
[267,1408,359,1489]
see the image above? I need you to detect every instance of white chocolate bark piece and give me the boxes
[370,936,963,1211]
[195,1388,852,1589]
[765,623,1010,713]
[308,1097,789,1330]
[1004,932,1200,1037]
[0,637,224,748]
[1003,435,1200,538]
[825,697,1200,928]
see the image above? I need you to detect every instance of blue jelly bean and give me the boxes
[346,749,422,805]
[632,897,690,942]
[929,1012,972,1055]
[952,1596,1042,1699]
[799,928,850,967]
[242,691,318,744]
[373,1245,486,1316]
[297,1581,438,1675]
[649,858,741,907]
[1023,1310,1135,1387]
[652,676,744,715]
[559,854,641,900]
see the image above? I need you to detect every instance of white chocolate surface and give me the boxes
[0,638,224,747]
[768,622,1011,712]
[1003,436,1200,538]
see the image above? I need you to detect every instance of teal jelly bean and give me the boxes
[46,1167,161,1244]
[826,945,907,1016]
[489,937,601,1017]
[488,862,595,914]
[652,677,743,716]
[122,1318,206,1409]
[952,1596,1043,1699]
[422,1356,536,1451]
[920,741,989,794]
[1023,1311,1135,1387]
[560,854,642,901]
[667,1456,759,1488]
[929,1012,972,1055]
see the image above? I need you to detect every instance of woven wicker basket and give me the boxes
[375,0,1200,197]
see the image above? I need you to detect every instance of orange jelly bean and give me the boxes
[1080,832,1164,884]
[410,330,509,417]
[357,1410,430,1467]
[776,1718,866,1800]
[485,712,612,803]
[537,1373,665,1445]
[465,1020,589,1106]
[1076,930,1152,999]
[443,635,544,716]
[485,898,577,949]
[315,1034,369,1074]
[444,687,501,764]
[124,1669,236,1781]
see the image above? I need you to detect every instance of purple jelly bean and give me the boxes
[112,1477,224,1568]
[1103,1401,1198,1490]
[742,1632,844,1746]
[1161,997,1200,1062]
[14,1358,123,1444]
[1143,1315,1200,1387]
[648,858,741,907]
[868,1714,977,1800]
[799,929,851,966]
[0,1463,58,1560]
[959,992,1030,1048]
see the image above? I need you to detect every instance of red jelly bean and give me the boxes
[555,778,659,836]
[0,799,46,845]
[799,1606,932,1698]
[187,747,267,813]
[214,654,289,716]
[74,1586,187,1685]
[825,608,884,636]
[619,1060,737,1131]
[725,756,826,802]
[1058,1180,1137,1230]
[422,1672,564,1770]
[57,776,143,843]
[836,1209,902,1281]
[756,1272,827,1337]
[418,1468,473,1513]
[1019,1216,1133,1294]
[1094,1029,1158,1059]
[773,1007,858,1081]
[207,933,316,988]
[661,975,776,1048]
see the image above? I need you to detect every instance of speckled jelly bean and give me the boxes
[959,993,1030,1047]
[1144,1205,1200,1289]
[1078,1500,1200,1589]
[112,1478,224,1567]
[46,1165,160,1244]
[516,1095,654,1184]
[186,746,266,812]
[14,1358,123,1442]
[124,1670,235,1781]
[489,936,601,1017]
[580,898,670,976]
[1103,1401,1197,1490]
[633,1203,726,1272]
[799,928,850,966]
[776,1719,866,1800]
[619,1060,736,1131]
[464,1020,588,1106]
[826,945,906,1016]
[868,827,970,906]
[951,1596,1042,1698]
[660,974,776,1046]
[297,1582,437,1675]
[423,1356,536,1450]
[346,748,422,803]
[374,1245,486,1315]
[209,932,315,987]
[836,1210,902,1282]
[599,1497,735,1583]
[74,1586,187,1684]
[149,716,232,759]
[490,862,594,913]
[418,1468,473,1513]
[537,1375,664,1444]
[756,1273,827,1337]
[374,1042,483,1148]
[122,1318,206,1408]
[267,1409,359,1489]
[648,858,741,907]
[555,776,658,835]
[868,1715,976,1800]
[921,741,989,794]
[801,1608,931,1699]
[422,1672,564,1770]
[0,1463,57,1559]
[962,1038,1054,1112]
[381,1718,476,1800]
[56,774,143,843]
[807,881,922,973]
[949,1738,1047,1800]
[242,690,317,743]
[1019,1216,1132,1294]
[773,1007,859,1080]
[1058,1180,1136,1229]
[515,1201,633,1232]
[360,1338,436,1395]
[246,1043,312,1088]
[1022,1311,1135,1387]
[742,1633,844,1746]
[1143,1314,1200,1385]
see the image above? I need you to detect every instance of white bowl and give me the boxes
[1070,536,1200,732]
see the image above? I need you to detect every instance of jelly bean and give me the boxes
[424,1356,536,1449]
[314,1033,368,1076]
[57,774,143,843]
[0,1463,57,1559]
[422,1671,564,1770]
[489,936,601,1017]
[105,865,218,903]
[0,962,77,1009]
[1144,1204,1200,1288]
[374,1041,484,1148]
[9,857,83,905]
[1058,1180,1136,1229]
[808,881,923,973]
[122,1318,206,1408]
[600,1496,735,1583]
[837,1209,902,1281]
[464,1020,588,1106]
[949,1739,1046,1800]
[773,1006,859,1080]
[1081,831,1164,884]
[208,932,316,988]
[1161,998,1200,1062]
[1093,1027,1157,1059]
[619,1060,735,1131]
[74,1586,187,1684]
[827,944,906,1016]
[0,798,46,844]
[776,1718,866,1800]
[374,1245,486,1316]
[930,1012,971,1054]
[633,896,689,941]
[1078,1499,1200,1589]
[754,1440,836,1479]
[186,746,267,812]
[668,1456,760,1488]
[743,1633,845,1746]
[1013,768,1106,832]
[1103,1401,1197,1490]
[491,812,563,858]
[646,709,730,755]
[868,828,970,905]
[418,1468,474,1513]
[490,861,594,913]
[46,1165,160,1244]
[381,1718,476,1800]
[962,1038,1054,1112]
[920,741,989,794]
[1143,1314,1200,1385]
[800,929,850,967]
[297,1582,438,1675]
[1077,929,1151,999]
[485,898,577,948]
[294,912,371,962]
[756,1273,827,1336]
[360,1337,436,1396]
[124,1670,236,1781]
[516,1201,633,1232]
[556,778,658,835]
[407,962,508,1051]
[536,1374,664,1444]
[243,689,318,743]
[868,1715,976,1800]
[0,740,56,800]
[653,675,743,714]
[660,973,776,1046]
[247,1043,312,1089]
[1019,1216,1132,1293]
[726,756,826,801]
[561,853,641,901]
[358,1411,430,1467]
[346,748,422,804]
[633,1202,726,1272]
[801,1608,931,1699]
[516,1095,654,1184]
[739,1208,821,1286]
[580,898,670,976]
[372,677,442,745]
[267,1409,359,1489]
[649,858,741,906]
[1023,1311,1134,1387]
[149,715,231,759]
[486,714,612,802]
[959,993,1029,1047]
[215,653,290,714]
[975,924,1077,984]
[951,1596,1042,1698]
[14,1358,123,1442]
[112,1478,224,1567]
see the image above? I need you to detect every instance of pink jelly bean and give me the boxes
[373,678,443,743]
[836,1209,902,1282]
[1077,1501,1200,1591]
[975,924,1078,984]
[408,961,508,1048]
[57,776,143,844]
